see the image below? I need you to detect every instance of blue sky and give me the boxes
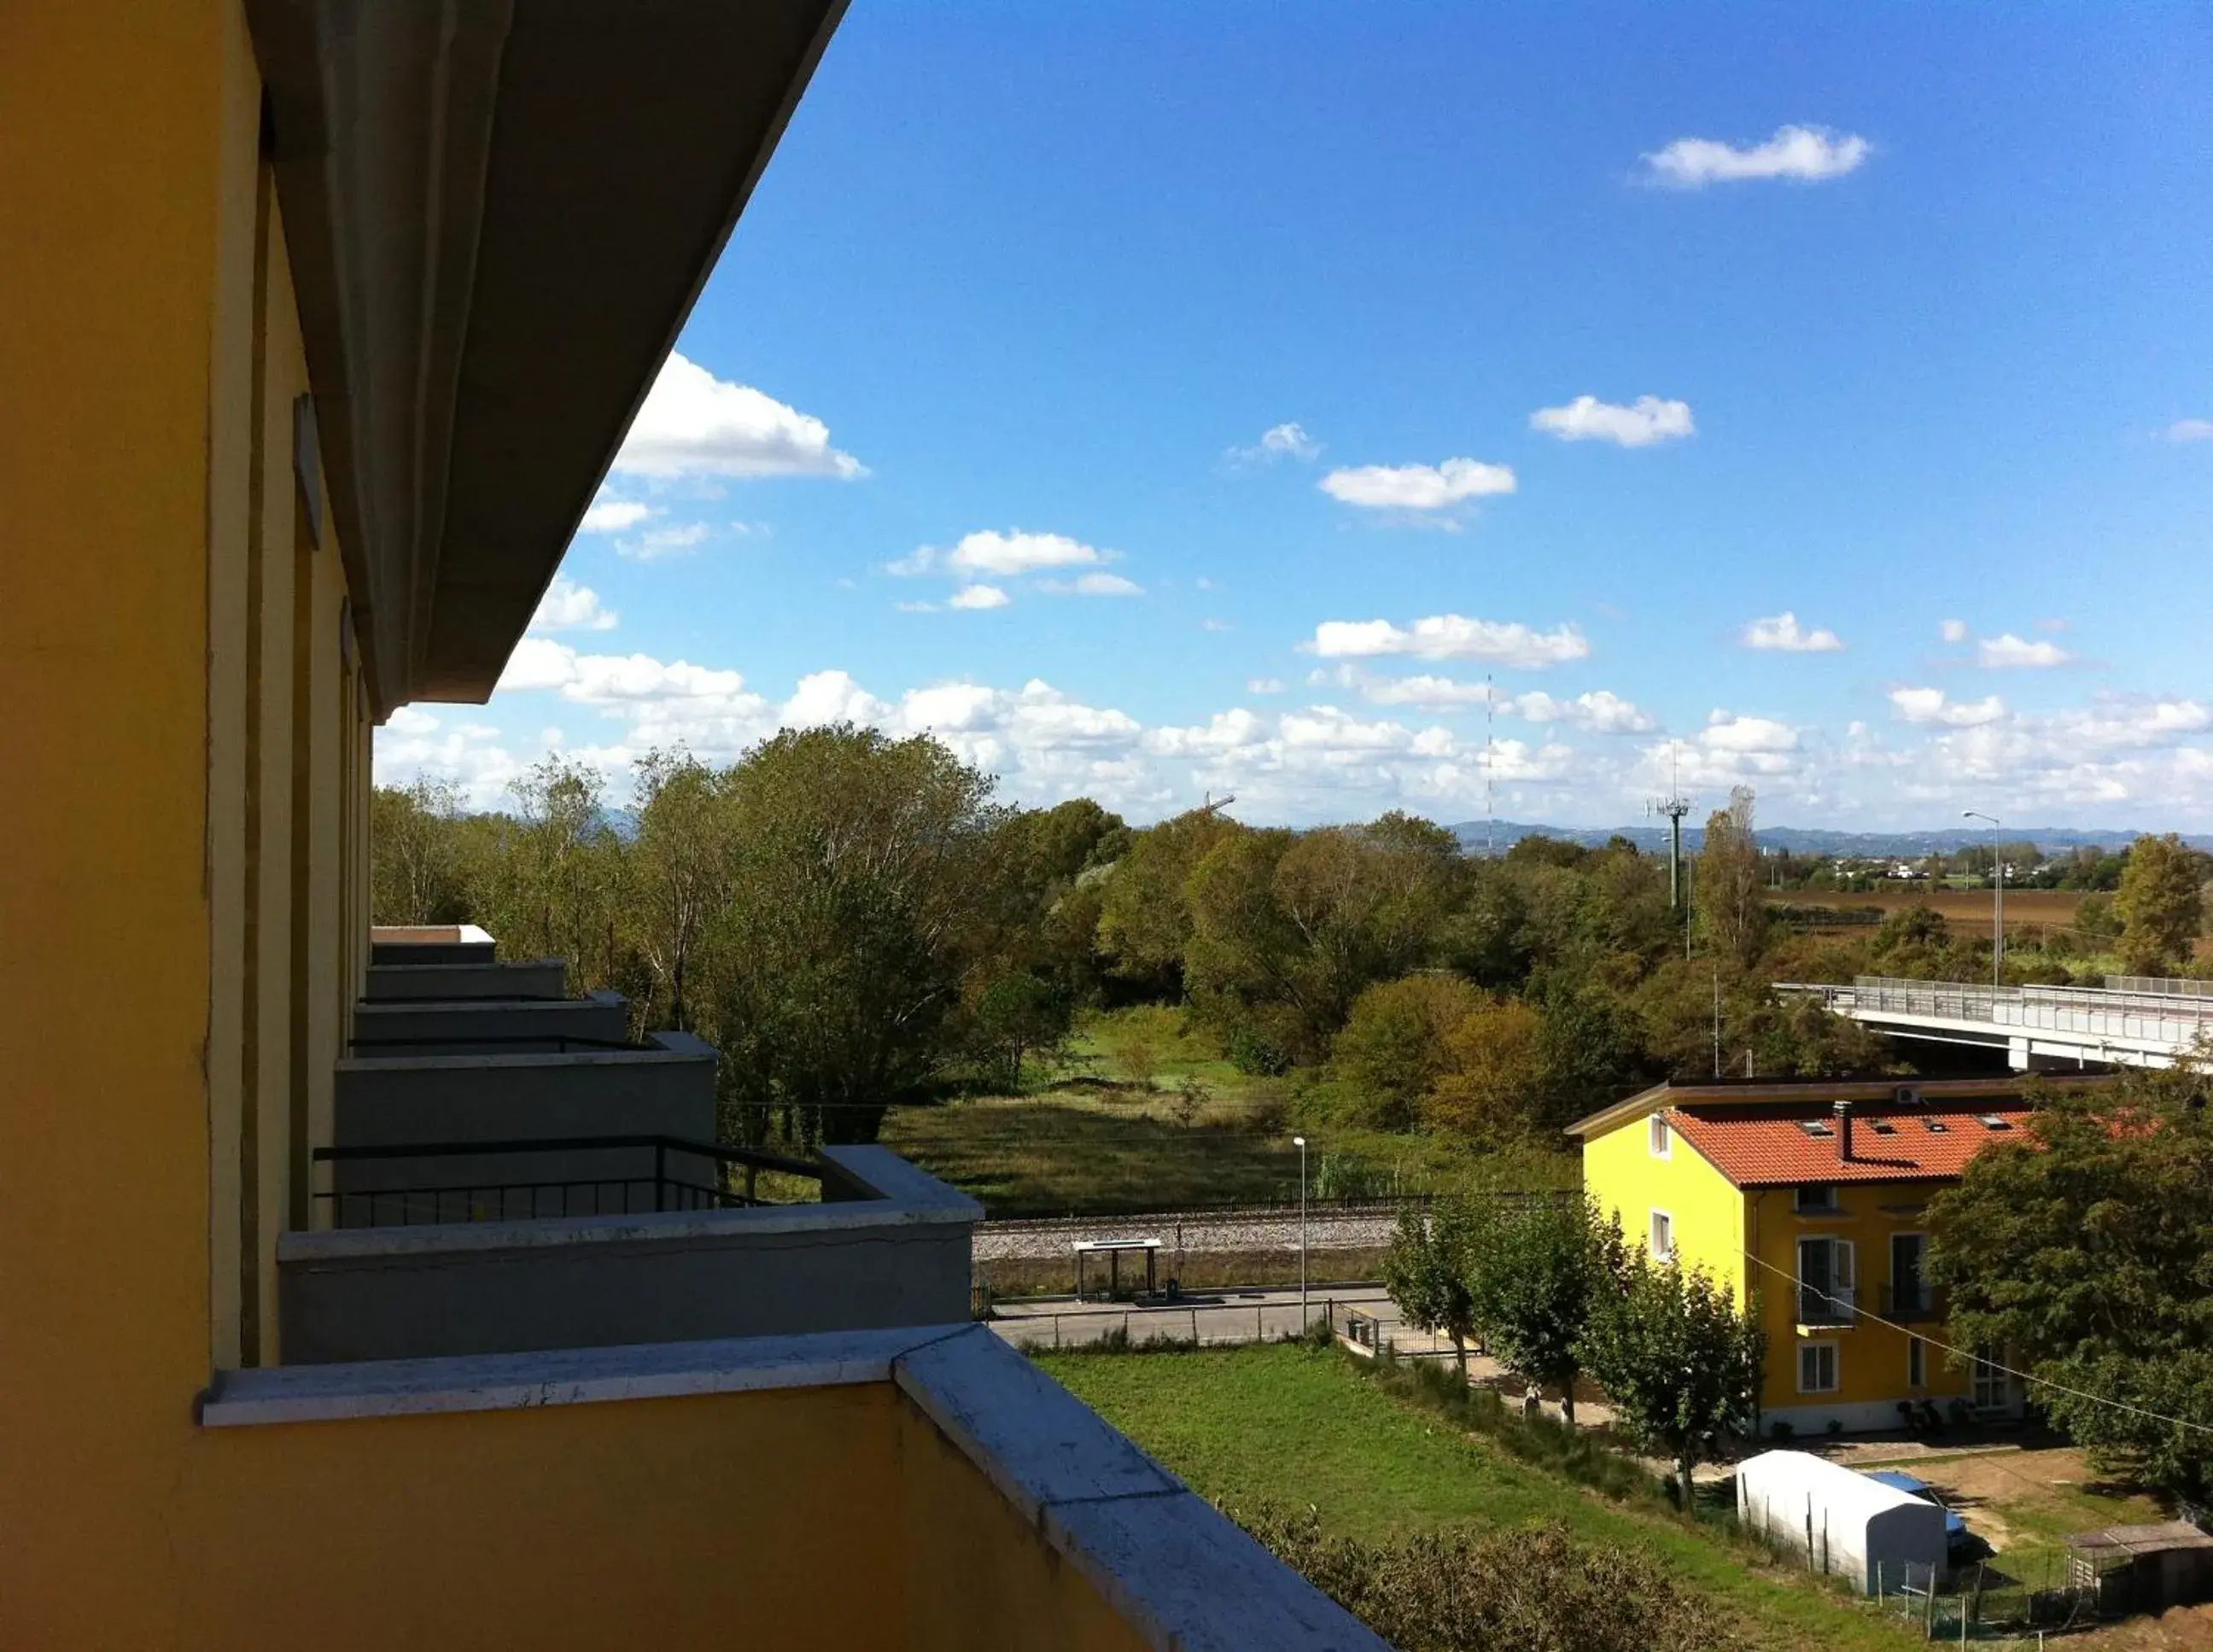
[380,3,2213,829]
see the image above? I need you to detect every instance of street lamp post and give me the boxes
[1963,811,2005,986]
[1292,1135,1309,1326]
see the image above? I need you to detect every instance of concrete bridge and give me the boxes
[1779,975,2213,1071]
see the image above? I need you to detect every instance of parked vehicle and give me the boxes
[1865,1470,1971,1556]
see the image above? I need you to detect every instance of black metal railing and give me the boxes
[346,1032,648,1054]
[1796,1282,1858,1326]
[311,1134,863,1229]
[1881,1281,1944,1322]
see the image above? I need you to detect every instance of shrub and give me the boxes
[1225,1020,1294,1077]
[1333,974,1486,1128]
[1238,1505,1743,1651]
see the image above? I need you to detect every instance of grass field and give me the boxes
[879,1005,1575,1218]
[1040,1342,1922,1651]
[1766,884,2087,937]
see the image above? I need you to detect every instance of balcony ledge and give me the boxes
[277,1145,979,1264]
[201,1322,1383,1649]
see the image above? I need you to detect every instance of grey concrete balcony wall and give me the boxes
[277,1149,983,1364]
[330,1031,718,1225]
[365,959,568,1001]
[348,989,631,1054]
[369,925,498,967]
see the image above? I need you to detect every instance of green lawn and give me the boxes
[878,1005,1576,1217]
[1039,1343,1924,1652]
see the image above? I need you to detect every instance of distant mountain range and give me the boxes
[1447,820,2213,857]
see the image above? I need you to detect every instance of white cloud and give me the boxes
[372,707,529,811]
[1640,125,1871,189]
[1201,618,1234,632]
[1529,395,1695,447]
[2162,418,2213,443]
[948,584,1012,610]
[949,529,1108,577]
[1977,633,2071,668]
[1042,572,1145,598]
[1341,668,1501,709]
[1889,686,2006,727]
[579,499,655,534]
[1700,709,1800,754]
[1741,611,1844,652]
[1940,618,1970,644]
[783,669,893,730]
[1514,689,1656,733]
[385,705,440,735]
[615,522,710,562]
[1309,614,1589,668]
[528,575,618,633]
[610,352,865,480]
[1247,678,1286,695]
[1319,458,1516,512]
[1228,422,1323,465]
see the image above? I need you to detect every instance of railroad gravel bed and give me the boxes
[974,1204,1404,1262]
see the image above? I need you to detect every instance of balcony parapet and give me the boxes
[365,958,568,1001]
[349,988,631,1054]
[202,1322,1383,1648]
[277,1147,981,1364]
[331,1029,719,1218]
[370,924,496,967]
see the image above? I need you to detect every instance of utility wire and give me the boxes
[1738,1250,2213,1437]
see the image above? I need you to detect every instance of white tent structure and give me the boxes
[1736,1451,1947,1595]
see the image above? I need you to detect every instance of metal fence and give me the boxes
[1867,1551,2106,1642]
[990,1296,1346,1352]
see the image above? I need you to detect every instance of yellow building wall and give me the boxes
[0,9,1157,1648]
[1744,1182,1970,1427]
[1581,1113,1747,1304]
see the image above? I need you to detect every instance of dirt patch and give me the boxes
[1860,1445,2168,1562]
[2077,1602,2213,1649]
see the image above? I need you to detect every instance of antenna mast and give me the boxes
[1647,742,1692,908]
[1647,742,1694,959]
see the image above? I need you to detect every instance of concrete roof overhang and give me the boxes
[248,0,846,717]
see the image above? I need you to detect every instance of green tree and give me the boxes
[1578,1252,1765,1508]
[1095,807,1242,996]
[2114,833,2205,977]
[1420,995,1544,1139]
[1382,1200,1482,1381]
[1695,786,1768,968]
[698,725,1006,1145]
[1926,1068,2213,1502]
[1464,1196,1620,1424]
[1333,973,1486,1130]
[967,971,1072,1091]
[369,778,466,925]
[628,749,728,1030]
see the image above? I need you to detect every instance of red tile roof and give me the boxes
[1667,1102,2033,1187]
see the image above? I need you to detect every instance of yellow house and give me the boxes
[0,5,1377,1646]
[1570,1077,2064,1434]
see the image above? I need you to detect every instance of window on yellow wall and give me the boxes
[1650,1209,1673,1260]
[1907,1336,1926,1388]
[1649,1113,1671,1157]
[1798,1341,1840,1393]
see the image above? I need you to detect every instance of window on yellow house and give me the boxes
[1794,1182,1838,1213]
[1799,1342,1841,1394]
[1650,1209,1673,1260]
[1972,1348,2009,1410]
[1907,1335,1926,1388]
[1649,1113,1671,1158]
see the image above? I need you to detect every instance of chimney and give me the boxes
[1833,1100,1854,1164]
